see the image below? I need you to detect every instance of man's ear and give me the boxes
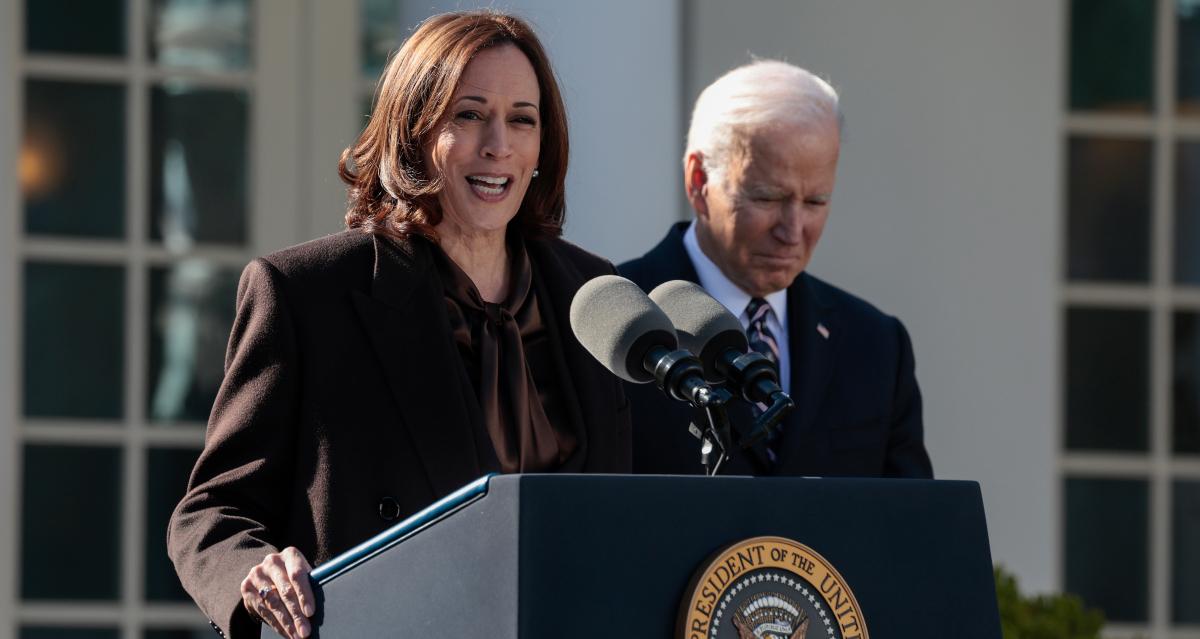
[684,152,709,219]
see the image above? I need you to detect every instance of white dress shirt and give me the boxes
[682,221,791,392]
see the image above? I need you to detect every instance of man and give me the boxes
[620,60,932,478]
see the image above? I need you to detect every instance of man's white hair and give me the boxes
[685,59,841,182]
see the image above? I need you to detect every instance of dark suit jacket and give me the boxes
[167,230,631,638]
[619,222,931,478]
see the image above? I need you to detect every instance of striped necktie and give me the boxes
[745,297,782,463]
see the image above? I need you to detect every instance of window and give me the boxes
[1063,0,1200,635]
[8,0,301,635]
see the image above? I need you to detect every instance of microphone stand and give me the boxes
[646,347,734,476]
[691,386,734,476]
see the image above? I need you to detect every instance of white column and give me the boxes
[302,0,360,242]
[252,0,306,253]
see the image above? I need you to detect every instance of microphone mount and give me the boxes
[644,345,733,475]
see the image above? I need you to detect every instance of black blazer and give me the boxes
[618,222,931,478]
[168,230,631,638]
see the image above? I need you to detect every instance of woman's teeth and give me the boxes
[467,175,510,196]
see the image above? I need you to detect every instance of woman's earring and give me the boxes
[532,168,540,178]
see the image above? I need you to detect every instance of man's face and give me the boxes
[691,120,840,298]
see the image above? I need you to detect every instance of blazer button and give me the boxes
[378,496,401,521]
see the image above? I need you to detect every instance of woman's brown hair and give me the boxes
[340,10,568,241]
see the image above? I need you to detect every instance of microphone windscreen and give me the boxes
[570,275,678,383]
[649,280,747,382]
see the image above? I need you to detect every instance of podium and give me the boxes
[286,474,1000,638]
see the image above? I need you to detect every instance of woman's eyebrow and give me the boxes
[455,95,539,112]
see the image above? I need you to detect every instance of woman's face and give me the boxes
[425,43,542,236]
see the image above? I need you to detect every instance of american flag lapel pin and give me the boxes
[816,322,830,339]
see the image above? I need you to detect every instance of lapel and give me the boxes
[643,222,701,287]
[774,273,838,468]
[350,234,482,499]
[525,238,609,468]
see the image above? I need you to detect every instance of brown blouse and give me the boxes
[433,239,578,473]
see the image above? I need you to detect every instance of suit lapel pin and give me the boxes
[816,323,830,340]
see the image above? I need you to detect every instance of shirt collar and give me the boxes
[682,221,789,324]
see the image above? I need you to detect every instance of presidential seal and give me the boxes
[678,536,868,639]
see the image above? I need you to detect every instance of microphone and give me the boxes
[648,280,791,411]
[569,275,716,406]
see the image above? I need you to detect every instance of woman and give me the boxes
[167,11,631,639]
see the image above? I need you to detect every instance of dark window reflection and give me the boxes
[1066,307,1150,451]
[1174,313,1200,453]
[149,0,251,71]
[361,0,402,77]
[1067,136,1153,282]
[22,629,119,639]
[24,262,125,419]
[22,445,122,600]
[25,0,125,57]
[147,263,240,423]
[1174,481,1200,622]
[1176,143,1200,284]
[1180,0,1200,115]
[23,80,125,238]
[1069,0,1155,112]
[144,630,211,639]
[1065,477,1149,622]
[146,448,201,600]
[150,85,248,248]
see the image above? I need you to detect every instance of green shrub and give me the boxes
[995,566,1104,639]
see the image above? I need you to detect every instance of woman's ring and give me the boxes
[258,584,275,599]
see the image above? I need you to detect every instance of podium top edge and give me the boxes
[310,473,495,583]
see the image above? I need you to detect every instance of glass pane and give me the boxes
[22,629,119,639]
[25,0,125,57]
[1067,136,1153,282]
[1066,308,1150,451]
[1174,481,1200,622]
[144,629,211,639]
[149,84,248,248]
[21,445,122,600]
[1069,0,1155,112]
[147,263,240,423]
[1065,477,1149,622]
[24,262,125,419]
[146,448,200,600]
[1180,0,1200,115]
[362,0,401,77]
[359,93,373,134]
[1174,312,1200,453]
[149,0,251,71]
[23,80,125,238]
[1177,143,1200,284]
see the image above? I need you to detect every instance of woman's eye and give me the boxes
[512,115,538,127]
[456,110,483,121]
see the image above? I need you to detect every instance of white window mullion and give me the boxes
[1151,0,1177,635]
[1,0,23,636]
[123,1,149,637]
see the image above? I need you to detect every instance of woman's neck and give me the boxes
[438,221,510,303]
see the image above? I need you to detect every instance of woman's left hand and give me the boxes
[241,546,316,638]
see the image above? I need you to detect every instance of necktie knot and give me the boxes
[744,298,780,366]
[746,297,772,325]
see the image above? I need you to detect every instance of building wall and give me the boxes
[683,0,1062,593]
